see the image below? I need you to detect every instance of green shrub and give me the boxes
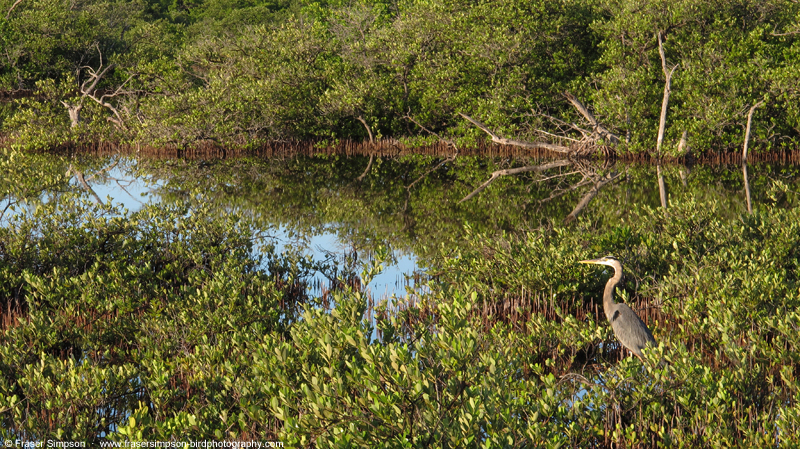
[1,153,800,445]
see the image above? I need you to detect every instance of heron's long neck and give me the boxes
[603,267,623,321]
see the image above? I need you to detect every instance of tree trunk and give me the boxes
[62,102,82,128]
[742,101,763,162]
[656,32,678,156]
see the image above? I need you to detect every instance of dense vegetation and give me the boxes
[1,0,799,153]
[2,149,800,445]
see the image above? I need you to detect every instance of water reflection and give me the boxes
[30,154,800,297]
[456,157,771,222]
[272,226,424,302]
[656,164,668,209]
[72,158,163,209]
[743,162,753,214]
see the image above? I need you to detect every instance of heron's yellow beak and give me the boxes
[578,258,602,265]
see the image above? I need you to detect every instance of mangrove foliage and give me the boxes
[1,0,799,153]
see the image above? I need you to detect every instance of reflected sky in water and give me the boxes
[89,164,422,300]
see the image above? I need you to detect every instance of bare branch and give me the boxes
[563,93,620,144]
[0,198,19,222]
[535,129,581,143]
[83,73,135,130]
[6,0,22,18]
[85,95,128,129]
[356,115,374,144]
[81,63,117,96]
[61,45,133,130]
[404,114,458,150]
[559,373,594,387]
[770,24,800,36]
[535,170,582,183]
[459,160,572,203]
[84,161,119,182]
[458,113,572,153]
[99,73,136,101]
[406,153,457,191]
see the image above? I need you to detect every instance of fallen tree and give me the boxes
[459,91,621,161]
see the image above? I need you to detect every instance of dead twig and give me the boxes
[535,110,593,139]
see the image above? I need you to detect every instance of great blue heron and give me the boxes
[579,256,657,362]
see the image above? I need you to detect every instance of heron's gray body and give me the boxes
[582,256,656,360]
[607,302,656,358]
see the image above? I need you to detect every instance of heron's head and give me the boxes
[578,255,621,268]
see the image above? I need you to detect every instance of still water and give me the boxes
[42,154,800,299]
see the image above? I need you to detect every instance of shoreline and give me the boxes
[5,136,800,165]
